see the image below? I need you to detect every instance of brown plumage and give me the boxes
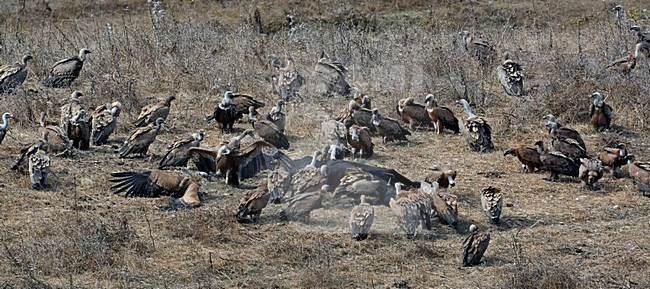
[90,102,121,146]
[66,109,90,150]
[542,115,585,149]
[605,43,641,75]
[496,52,524,96]
[628,161,650,194]
[346,123,373,158]
[134,95,175,128]
[481,186,503,224]
[188,140,294,186]
[269,54,304,101]
[250,112,290,150]
[291,164,328,197]
[0,112,14,146]
[424,165,457,189]
[546,122,588,162]
[119,118,165,158]
[459,31,496,67]
[333,167,391,205]
[389,182,434,238]
[29,148,51,190]
[456,99,493,152]
[599,143,628,173]
[280,184,329,222]
[220,129,255,151]
[614,155,636,179]
[424,94,460,134]
[579,158,604,190]
[535,141,579,182]
[159,130,205,169]
[110,170,202,210]
[267,158,292,203]
[236,181,271,223]
[589,92,613,132]
[38,112,71,155]
[504,143,544,173]
[322,119,349,149]
[425,181,458,229]
[314,51,351,97]
[42,48,91,88]
[462,224,490,267]
[396,97,434,130]
[60,91,84,128]
[0,55,32,93]
[349,195,375,241]
[371,109,410,144]
[266,100,287,133]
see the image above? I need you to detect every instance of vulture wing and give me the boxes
[239,140,295,179]
[110,170,185,198]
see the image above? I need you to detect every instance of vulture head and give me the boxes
[542,114,556,122]
[630,25,640,32]
[424,94,435,104]
[455,99,476,119]
[590,92,604,107]
[153,117,166,129]
[216,145,231,159]
[110,101,122,117]
[534,140,545,154]
[2,112,15,121]
[362,95,371,107]
[469,224,478,232]
[165,95,176,105]
[613,5,623,12]
[78,48,92,61]
[22,55,33,64]
[195,130,206,141]
[223,91,235,103]
[71,91,84,100]
[350,126,360,141]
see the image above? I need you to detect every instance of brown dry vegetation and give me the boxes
[0,0,649,288]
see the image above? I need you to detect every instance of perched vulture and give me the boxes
[462,224,490,267]
[456,99,494,152]
[535,141,579,182]
[322,119,349,149]
[134,95,175,128]
[396,97,434,130]
[250,113,290,149]
[119,118,165,158]
[333,167,392,206]
[110,170,202,210]
[605,43,641,75]
[424,181,457,229]
[66,109,91,150]
[266,100,287,133]
[269,54,304,101]
[325,159,420,190]
[504,143,544,173]
[424,94,460,134]
[221,91,265,121]
[159,130,205,169]
[267,158,292,203]
[38,112,71,155]
[188,140,294,186]
[371,109,410,144]
[589,92,613,132]
[545,122,588,162]
[0,112,14,145]
[90,102,122,146]
[424,165,457,189]
[599,143,629,173]
[280,184,329,222]
[29,149,51,190]
[628,161,650,194]
[60,91,85,128]
[349,195,375,241]
[389,182,434,238]
[236,181,271,223]
[0,55,32,93]
[480,186,503,225]
[579,158,604,190]
[42,48,91,88]
[314,51,351,97]
[458,31,495,67]
[542,114,585,149]
[496,52,524,96]
[346,123,374,158]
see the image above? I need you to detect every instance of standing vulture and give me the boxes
[267,158,292,203]
[0,54,32,93]
[349,195,375,241]
[266,100,287,133]
[314,51,351,97]
[605,43,641,75]
[91,102,122,146]
[535,141,579,182]
[481,186,503,224]
[110,170,202,210]
[542,114,585,149]
[389,182,434,238]
[119,118,165,158]
[38,112,71,155]
[589,92,613,132]
[0,112,14,145]
[66,109,91,150]
[426,181,458,229]
[29,148,51,190]
[188,140,294,186]
[349,102,376,134]
[579,158,604,190]
[236,181,271,223]
[458,31,495,67]
[545,122,588,162]
[396,97,434,130]
[462,224,490,267]
[599,143,629,173]
[206,98,239,134]
[159,130,205,169]
[504,143,544,173]
[280,185,329,222]
[250,112,290,150]
[496,52,524,96]
[456,99,494,152]
[628,161,650,194]
[220,91,265,121]
[371,109,410,144]
[424,94,460,134]
[269,54,304,101]
[42,48,91,88]
[134,95,176,128]
[60,91,84,128]
[346,123,374,158]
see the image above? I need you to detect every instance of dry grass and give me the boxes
[1,0,650,288]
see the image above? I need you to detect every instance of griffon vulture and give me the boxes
[535,141,579,182]
[349,195,375,241]
[236,181,271,223]
[589,92,613,132]
[579,158,604,190]
[628,161,650,194]
[266,100,287,133]
[389,182,434,238]
[504,143,544,173]
[38,112,71,155]
[279,184,329,222]
[0,112,14,145]
[456,99,494,152]
[346,123,373,158]
[496,52,524,96]
[542,114,585,149]
[332,167,391,206]
[159,130,205,169]
[90,102,122,145]
[110,170,202,209]
[459,31,495,67]
[462,224,490,267]
[396,97,434,130]
[29,149,51,190]
[314,51,351,97]
[0,55,32,93]
[42,48,91,88]
[119,118,165,158]
[66,109,91,150]
[250,112,290,150]
[134,95,175,128]
[60,91,84,128]
[269,54,304,101]
[371,109,410,144]
[481,186,503,224]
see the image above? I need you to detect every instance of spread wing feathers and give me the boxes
[553,126,585,149]
[42,57,83,88]
[110,170,187,198]
[579,158,604,188]
[465,118,494,152]
[189,147,218,173]
[349,201,375,240]
[236,182,271,222]
[239,140,294,179]
[480,187,503,224]
[159,136,200,169]
[432,191,459,228]
[462,230,490,267]
[91,110,117,145]
[254,120,290,149]
[135,102,169,128]
[325,160,420,189]
[280,190,324,221]
[232,93,265,111]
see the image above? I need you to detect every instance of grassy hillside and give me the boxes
[0,0,649,288]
